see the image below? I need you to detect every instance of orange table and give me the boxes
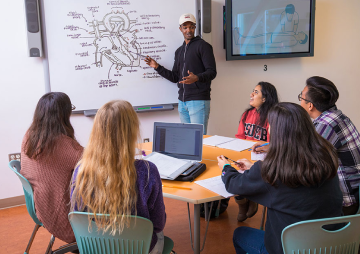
[140,136,254,254]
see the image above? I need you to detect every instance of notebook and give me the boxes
[203,135,255,152]
[144,122,204,180]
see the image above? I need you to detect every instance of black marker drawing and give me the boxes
[90,10,142,74]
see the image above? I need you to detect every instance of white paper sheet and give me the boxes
[217,139,255,152]
[195,176,235,198]
[144,152,192,180]
[203,135,236,146]
[251,152,267,161]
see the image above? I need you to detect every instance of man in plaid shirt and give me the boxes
[299,76,360,215]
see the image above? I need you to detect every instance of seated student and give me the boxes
[235,81,278,141]
[71,100,166,254]
[218,102,343,254]
[299,76,360,215]
[234,82,279,222]
[21,92,83,244]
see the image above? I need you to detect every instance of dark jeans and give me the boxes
[233,227,269,254]
[343,202,359,215]
[343,188,359,215]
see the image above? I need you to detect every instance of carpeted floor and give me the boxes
[0,197,265,254]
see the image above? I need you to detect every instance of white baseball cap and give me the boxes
[179,13,196,26]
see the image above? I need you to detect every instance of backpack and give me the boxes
[200,198,230,219]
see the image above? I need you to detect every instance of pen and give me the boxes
[162,185,192,190]
[248,142,269,151]
[224,156,241,166]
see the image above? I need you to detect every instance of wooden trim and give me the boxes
[0,195,25,209]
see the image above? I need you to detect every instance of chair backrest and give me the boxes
[8,160,42,226]
[358,190,360,214]
[282,214,360,254]
[68,211,154,254]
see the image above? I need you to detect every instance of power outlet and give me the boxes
[143,138,150,143]
[9,153,21,162]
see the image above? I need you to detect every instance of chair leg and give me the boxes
[52,242,78,254]
[24,224,41,254]
[45,235,55,254]
[260,206,267,231]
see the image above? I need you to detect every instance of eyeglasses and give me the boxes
[298,93,312,104]
[71,104,76,110]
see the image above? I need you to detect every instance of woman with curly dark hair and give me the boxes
[234,82,279,222]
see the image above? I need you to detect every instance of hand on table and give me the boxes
[179,70,199,84]
[144,56,159,69]
[251,142,269,154]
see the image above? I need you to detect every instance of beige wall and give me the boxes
[207,0,360,137]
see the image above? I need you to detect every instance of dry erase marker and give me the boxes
[162,185,192,190]
[248,143,269,151]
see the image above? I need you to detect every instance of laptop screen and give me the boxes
[152,122,203,161]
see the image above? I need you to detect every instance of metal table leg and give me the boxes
[187,203,213,254]
[204,202,209,221]
[194,204,201,254]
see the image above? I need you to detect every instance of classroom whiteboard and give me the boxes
[42,0,196,111]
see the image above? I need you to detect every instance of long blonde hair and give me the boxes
[71,100,140,234]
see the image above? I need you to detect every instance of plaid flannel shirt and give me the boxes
[313,106,360,206]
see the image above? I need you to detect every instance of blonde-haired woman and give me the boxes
[71,100,166,254]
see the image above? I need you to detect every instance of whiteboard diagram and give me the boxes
[91,11,141,76]
[63,6,166,81]
[43,0,195,110]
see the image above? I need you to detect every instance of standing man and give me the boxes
[145,13,217,134]
[299,76,360,215]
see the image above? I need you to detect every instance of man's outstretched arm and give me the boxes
[145,55,180,83]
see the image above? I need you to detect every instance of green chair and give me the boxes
[282,213,360,254]
[8,160,77,254]
[68,211,175,254]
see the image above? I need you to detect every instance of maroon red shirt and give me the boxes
[235,108,269,141]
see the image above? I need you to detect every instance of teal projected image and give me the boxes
[232,0,311,56]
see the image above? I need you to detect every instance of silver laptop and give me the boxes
[147,122,203,180]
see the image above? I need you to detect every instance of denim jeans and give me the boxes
[178,100,210,135]
[233,227,269,254]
